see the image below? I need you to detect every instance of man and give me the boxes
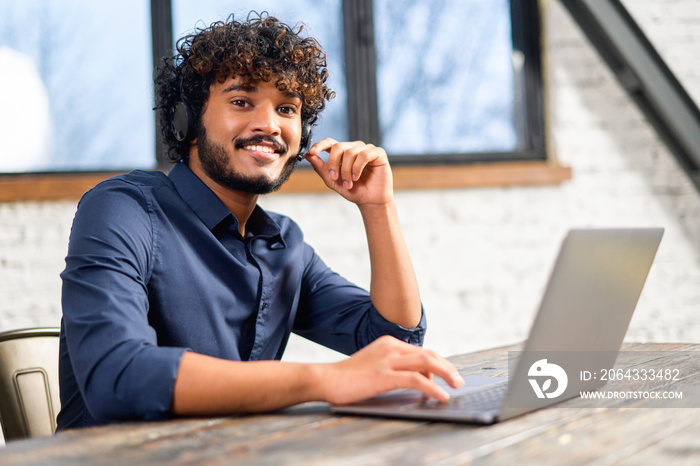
[58,13,463,430]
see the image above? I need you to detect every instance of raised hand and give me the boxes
[305,138,394,206]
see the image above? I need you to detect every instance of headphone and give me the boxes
[298,120,312,160]
[170,77,313,157]
[171,71,195,142]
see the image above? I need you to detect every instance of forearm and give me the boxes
[305,139,421,329]
[173,337,463,415]
[172,352,325,415]
[359,200,422,329]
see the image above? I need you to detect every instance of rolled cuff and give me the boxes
[362,305,427,347]
[85,345,188,422]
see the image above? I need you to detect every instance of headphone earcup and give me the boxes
[172,101,194,142]
[299,121,312,153]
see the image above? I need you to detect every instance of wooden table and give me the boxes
[1,343,698,465]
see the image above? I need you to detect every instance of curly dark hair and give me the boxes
[155,12,335,163]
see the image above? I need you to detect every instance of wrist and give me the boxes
[303,363,329,402]
[357,198,397,218]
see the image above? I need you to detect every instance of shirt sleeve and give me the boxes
[60,180,187,422]
[292,245,426,355]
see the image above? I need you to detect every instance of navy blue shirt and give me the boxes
[58,162,426,430]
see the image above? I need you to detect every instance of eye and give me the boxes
[230,99,248,107]
[278,105,298,116]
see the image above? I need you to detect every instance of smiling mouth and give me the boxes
[243,144,280,155]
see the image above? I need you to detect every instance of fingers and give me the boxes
[391,351,464,390]
[323,337,465,405]
[307,138,386,190]
[369,336,464,400]
[390,371,451,403]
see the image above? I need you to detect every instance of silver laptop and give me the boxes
[332,228,664,424]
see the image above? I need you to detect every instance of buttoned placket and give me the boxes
[245,236,274,360]
[212,219,265,361]
[212,207,286,361]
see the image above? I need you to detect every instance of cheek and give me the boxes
[284,125,302,146]
[202,106,245,137]
[209,118,242,137]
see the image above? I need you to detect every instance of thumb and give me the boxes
[306,153,332,183]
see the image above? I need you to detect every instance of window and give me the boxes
[0,0,154,173]
[374,0,517,157]
[0,0,568,201]
[343,0,547,165]
[172,0,553,169]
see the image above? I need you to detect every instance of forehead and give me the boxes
[211,76,301,101]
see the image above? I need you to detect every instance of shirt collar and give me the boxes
[169,162,231,230]
[246,204,286,245]
[168,162,285,246]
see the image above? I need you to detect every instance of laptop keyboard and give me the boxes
[419,379,509,412]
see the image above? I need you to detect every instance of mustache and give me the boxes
[234,135,286,154]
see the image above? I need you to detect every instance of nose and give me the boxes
[249,103,281,137]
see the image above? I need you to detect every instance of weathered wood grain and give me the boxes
[0,343,695,465]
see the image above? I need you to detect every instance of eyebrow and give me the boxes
[222,83,302,101]
[222,83,256,94]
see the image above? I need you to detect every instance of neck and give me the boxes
[188,158,258,237]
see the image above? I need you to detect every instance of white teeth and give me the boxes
[244,145,275,154]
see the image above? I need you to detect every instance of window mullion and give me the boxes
[511,0,546,157]
[342,0,381,145]
[151,0,175,171]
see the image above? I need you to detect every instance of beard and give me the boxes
[195,127,298,195]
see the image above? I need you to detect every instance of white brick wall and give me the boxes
[0,202,74,329]
[0,0,698,364]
